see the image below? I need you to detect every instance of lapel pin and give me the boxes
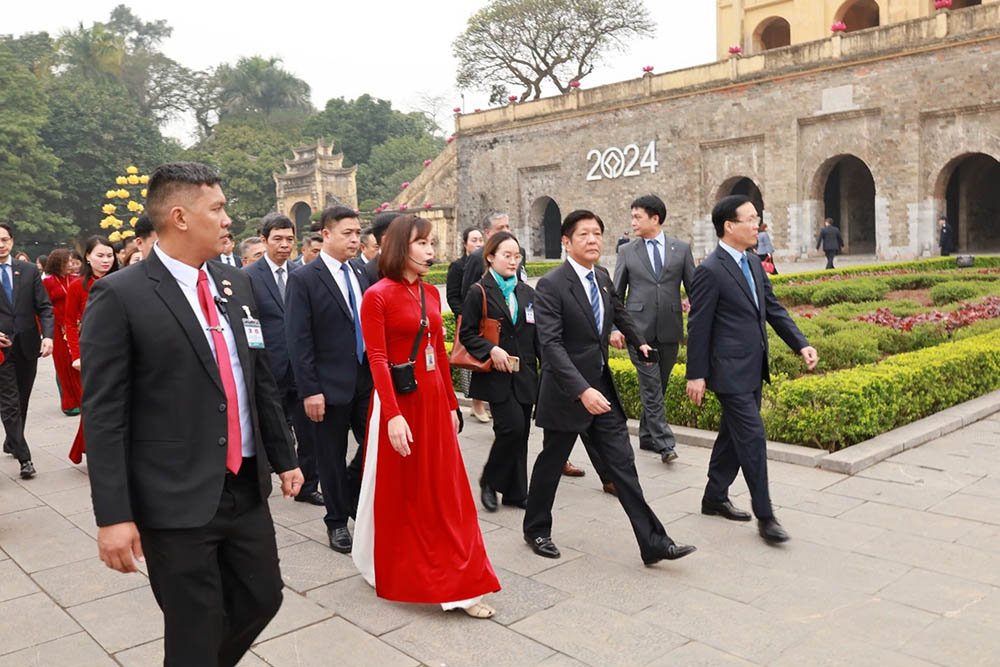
[13,271,19,276]
[221,279,232,286]
[223,287,234,296]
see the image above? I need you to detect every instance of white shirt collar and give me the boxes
[154,242,207,289]
[262,253,286,274]
[566,255,597,281]
[718,239,746,264]
[643,230,666,247]
[319,249,347,274]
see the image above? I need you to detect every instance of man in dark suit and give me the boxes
[612,195,695,464]
[286,205,371,554]
[939,216,955,256]
[523,210,696,565]
[218,231,239,266]
[0,221,54,478]
[816,218,844,269]
[360,212,399,285]
[80,162,304,666]
[245,213,323,506]
[461,212,529,294]
[687,195,818,545]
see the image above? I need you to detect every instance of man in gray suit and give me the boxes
[611,195,695,463]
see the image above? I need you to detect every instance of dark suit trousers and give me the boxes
[629,341,679,453]
[315,381,369,529]
[139,459,283,667]
[824,250,837,269]
[282,391,319,496]
[0,351,32,462]
[525,373,673,561]
[704,389,773,520]
[482,397,531,503]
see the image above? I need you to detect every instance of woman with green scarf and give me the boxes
[459,232,540,512]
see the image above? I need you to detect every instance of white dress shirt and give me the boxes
[154,243,254,457]
[567,255,604,327]
[319,250,364,319]
[262,254,288,292]
[644,230,666,270]
[219,253,237,266]
[718,239,757,303]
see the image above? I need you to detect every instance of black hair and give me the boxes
[0,222,13,239]
[630,195,666,225]
[260,213,295,239]
[304,232,323,245]
[146,162,222,230]
[134,214,155,240]
[711,195,753,238]
[320,206,359,229]
[81,235,120,286]
[461,226,479,246]
[561,210,605,238]
[370,211,401,244]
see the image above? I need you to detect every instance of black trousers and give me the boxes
[482,396,532,503]
[704,389,773,520]
[524,373,673,561]
[282,390,319,496]
[315,383,369,530]
[824,250,837,269]
[0,350,34,462]
[140,459,283,667]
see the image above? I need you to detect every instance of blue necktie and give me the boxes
[649,239,662,279]
[1,264,12,305]
[739,254,759,308]
[341,263,365,362]
[586,271,602,334]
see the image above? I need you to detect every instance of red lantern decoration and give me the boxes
[453,106,461,113]
[642,65,654,73]
[508,95,519,102]
[423,203,433,209]
[423,159,432,166]
[474,108,481,112]
[446,136,454,144]
[728,45,743,54]
[934,0,952,7]
[401,182,409,189]
[399,204,408,210]
[569,81,580,88]
[831,21,847,32]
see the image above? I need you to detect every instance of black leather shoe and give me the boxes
[524,535,561,559]
[294,490,325,506]
[480,484,498,512]
[661,449,679,463]
[643,543,697,566]
[701,499,752,522]
[328,526,353,553]
[759,518,790,545]
[19,461,36,479]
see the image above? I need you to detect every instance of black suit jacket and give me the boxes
[362,254,379,286]
[285,256,371,404]
[686,245,809,395]
[533,261,645,432]
[80,252,297,530]
[245,258,296,394]
[0,259,54,359]
[459,277,539,405]
[816,225,844,252]
[446,255,469,314]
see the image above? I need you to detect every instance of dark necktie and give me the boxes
[586,271,602,334]
[1,264,12,305]
[649,239,662,279]
[196,269,242,474]
[739,254,759,308]
[340,263,365,362]
[275,266,286,303]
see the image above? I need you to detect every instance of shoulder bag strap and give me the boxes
[407,282,427,363]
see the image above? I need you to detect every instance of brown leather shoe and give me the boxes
[562,461,585,477]
[602,482,617,496]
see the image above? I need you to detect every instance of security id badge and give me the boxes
[525,303,535,324]
[425,345,436,371]
[241,306,265,349]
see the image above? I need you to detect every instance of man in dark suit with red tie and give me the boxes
[286,205,371,554]
[80,162,304,666]
[686,195,818,545]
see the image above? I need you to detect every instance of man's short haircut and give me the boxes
[483,211,509,232]
[378,215,432,281]
[260,213,295,239]
[111,240,124,254]
[360,227,374,244]
[145,162,222,231]
[240,236,263,257]
[134,214,155,240]
[320,205,359,230]
[939,215,948,222]
[711,195,753,238]
[370,212,401,245]
[630,195,666,225]
[824,217,834,225]
[561,210,605,238]
[304,232,323,245]
[0,222,13,239]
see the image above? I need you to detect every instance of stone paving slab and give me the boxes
[5,362,1000,664]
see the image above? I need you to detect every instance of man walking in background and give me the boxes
[816,218,844,269]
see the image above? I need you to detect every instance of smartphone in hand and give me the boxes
[508,356,521,372]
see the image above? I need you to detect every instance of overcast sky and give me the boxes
[4,0,717,145]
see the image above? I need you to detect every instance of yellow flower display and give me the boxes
[108,231,122,242]
[141,188,147,197]
[102,203,117,215]
[116,176,128,185]
[127,200,140,212]
[106,190,117,199]
[139,175,149,184]
[127,174,140,185]
[116,189,129,198]
[120,229,135,239]
[130,216,139,227]
[99,166,148,235]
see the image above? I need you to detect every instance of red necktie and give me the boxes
[196,269,242,475]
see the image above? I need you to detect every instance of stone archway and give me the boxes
[291,202,311,235]
[937,153,1000,252]
[753,17,791,52]
[836,0,880,32]
[817,155,877,254]
[530,196,563,260]
[718,176,765,220]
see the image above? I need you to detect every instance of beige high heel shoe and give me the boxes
[462,602,495,619]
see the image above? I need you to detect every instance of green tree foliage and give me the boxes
[304,94,435,166]
[453,0,655,100]
[356,134,446,205]
[0,46,74,245]
[216,56,313,119]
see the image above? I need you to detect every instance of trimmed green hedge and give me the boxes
[769,256,1000,286]
[424,260,563,285]
[930,280,982,305]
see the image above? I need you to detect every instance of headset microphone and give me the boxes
[409,257,435,268]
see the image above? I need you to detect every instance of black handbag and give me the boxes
[389,283,427,394]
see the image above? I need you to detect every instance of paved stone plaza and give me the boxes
[1,363,1000,666]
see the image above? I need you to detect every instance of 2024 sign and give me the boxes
[586,141,658,181]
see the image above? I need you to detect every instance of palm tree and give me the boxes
[58,23,124,81]
[215,56,312,118]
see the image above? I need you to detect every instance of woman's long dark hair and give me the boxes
[81,235,120,288]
